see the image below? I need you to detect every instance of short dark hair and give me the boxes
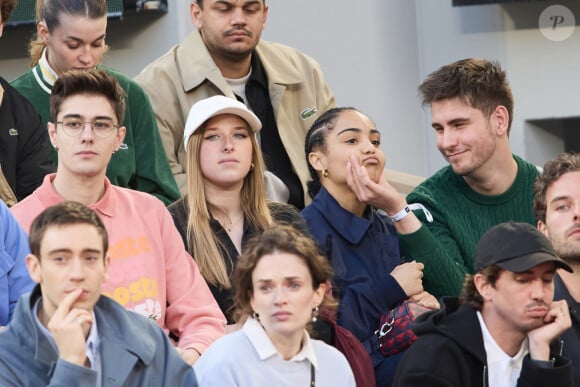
[459,265,502,310]
[304,107,358,199]
[29,201,109,259]
[418,58,514,134]
[1,0,17,22]
[534,152,580,223]
[50,69,126,125]
[233,225,334,323]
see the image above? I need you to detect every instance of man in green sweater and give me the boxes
[398,58,538,297]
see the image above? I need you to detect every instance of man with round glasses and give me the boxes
[11,0,179,206]
[56,118,119,137]
[11,69,227,366]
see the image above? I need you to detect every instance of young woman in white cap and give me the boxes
[168,95,307,326]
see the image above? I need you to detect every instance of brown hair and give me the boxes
[418,58,514,134]
[50,68,126,125]
[233,225,335,323]
[534,152,580,223]
[1,0,17,22]
[459,265,502,311]
[29,201,108,258]
[29,0,107,66]
[184,116,272,289]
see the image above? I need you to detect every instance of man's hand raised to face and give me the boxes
[527,299,571,362]
[47,288,94,366]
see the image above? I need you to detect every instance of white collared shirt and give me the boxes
[37,49,59,85]
[477,311,528,387]
[194,317,355,386]
[244,317,319,369]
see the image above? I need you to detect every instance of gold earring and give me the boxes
[250,163,255,171]
[323,170,329,178]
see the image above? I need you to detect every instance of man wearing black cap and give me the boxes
[393,222,574,387]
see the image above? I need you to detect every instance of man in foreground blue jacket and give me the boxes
[393,222,574,387]
[0,201,198,386]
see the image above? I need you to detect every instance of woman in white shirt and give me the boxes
[194,225,356,387]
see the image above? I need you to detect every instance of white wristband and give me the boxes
[387,203,433,223]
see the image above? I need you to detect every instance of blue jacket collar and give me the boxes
[310,187,376,245]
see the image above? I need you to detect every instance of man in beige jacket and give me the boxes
[135,0,335,209]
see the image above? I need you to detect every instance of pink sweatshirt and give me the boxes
[12,174,226,353]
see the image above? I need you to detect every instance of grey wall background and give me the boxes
[1,0,579,178]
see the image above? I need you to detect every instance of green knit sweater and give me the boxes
[11,65,179,205]
[398,155,538,297]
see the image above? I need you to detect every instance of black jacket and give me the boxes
[555,274,580,385]
[392,297,573,387]
[0,77,54,201]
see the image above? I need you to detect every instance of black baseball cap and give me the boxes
[474,222,573,273]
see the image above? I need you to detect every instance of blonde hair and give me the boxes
[185,122,272,288]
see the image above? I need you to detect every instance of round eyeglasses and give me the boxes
[56,118,119,138]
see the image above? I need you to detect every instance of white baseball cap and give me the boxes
[183,95,262,150]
